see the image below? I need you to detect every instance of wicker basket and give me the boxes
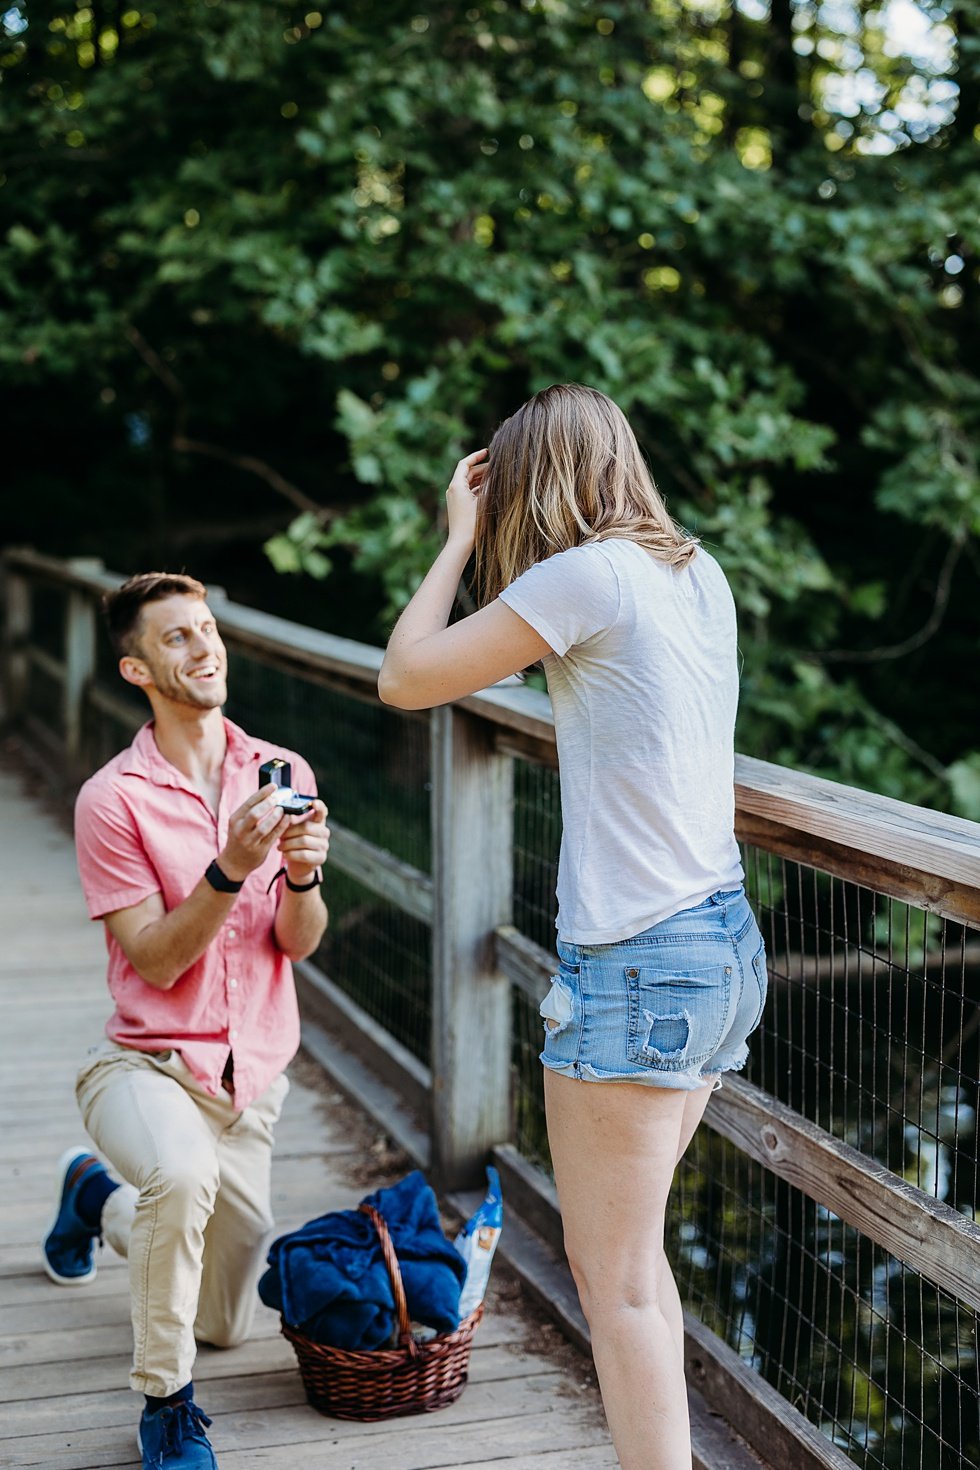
[280,1202,484,1421]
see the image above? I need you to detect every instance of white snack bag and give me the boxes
[454,1165,503,1319]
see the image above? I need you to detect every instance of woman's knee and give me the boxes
[565,1239,666,1324]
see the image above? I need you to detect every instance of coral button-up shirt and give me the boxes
[73,718,317,1110]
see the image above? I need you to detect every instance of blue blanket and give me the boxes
[258,1171,465,1349]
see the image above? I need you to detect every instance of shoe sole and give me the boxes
[41,1144,99,1287]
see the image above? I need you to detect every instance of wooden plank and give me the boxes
[707,1075,980,1313]
[430,705,514,1190]
[85,681,143,737]
[1,565,31,723]
[495,727,560,771]
[736,753,980,929]
[63,573,100,770]
[0,1372,306,1437]
[327,821,433,924]
[4,1395,613,1470]
[685,1315,854,1470]
[491,1144,564,1260]
[26,643,65,687]
[0,1335,287,1403]
[297,1013,430,1168]
[445,1453,619,1470]
[689,1382,768,1470]
[458,681,557,748]
[495,924,554,1004]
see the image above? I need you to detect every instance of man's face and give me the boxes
[127,595,228,711]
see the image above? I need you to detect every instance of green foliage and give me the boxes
[1,0,978,813]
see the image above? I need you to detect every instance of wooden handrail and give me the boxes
[5,544,979,928]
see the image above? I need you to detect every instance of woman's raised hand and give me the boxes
[445,448,489,552]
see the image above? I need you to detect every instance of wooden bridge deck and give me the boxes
[0,758,617,1470]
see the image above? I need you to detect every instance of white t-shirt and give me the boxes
[499,538,744,944]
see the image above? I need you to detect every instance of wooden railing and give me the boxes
[4,545,980,1470]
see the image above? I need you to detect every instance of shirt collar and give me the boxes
[118,717,261,791]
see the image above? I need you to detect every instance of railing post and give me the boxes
[430,704,514,1190]
[63,559,103,772]
[1,557,31,728]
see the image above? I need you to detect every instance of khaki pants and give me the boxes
[75,1041,289,1397]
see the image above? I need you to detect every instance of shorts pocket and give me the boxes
[540,974,575,1037]
[539,965,582,1072]
[625,963,731,1071]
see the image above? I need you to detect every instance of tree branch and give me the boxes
[172,436,328,519]
[125,324,330,520]
[814,529,967,664]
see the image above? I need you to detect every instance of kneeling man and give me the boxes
[42,573,329,1469]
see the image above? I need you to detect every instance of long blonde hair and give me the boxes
[474,383,698,606]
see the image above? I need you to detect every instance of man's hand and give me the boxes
[278,800,330,885]
[218,784,290,882]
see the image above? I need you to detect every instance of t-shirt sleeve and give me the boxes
[498,544,622,656]
[74,780,163,920]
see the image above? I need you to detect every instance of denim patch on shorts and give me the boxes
[539,887,768,1090]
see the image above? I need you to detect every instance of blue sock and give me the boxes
[144,1381,194,1416]
[76,1171,121,1231]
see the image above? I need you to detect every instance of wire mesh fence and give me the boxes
[670,1130,980,1470]
[512,983,550,1170]
[513,758,560,952]
[24,652,63,739]
[742,845,980,1219]
[224,649,434,1062]
[224,651,432,874]
[312,866,432,1064]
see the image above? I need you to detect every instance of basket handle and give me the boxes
[357,1202,419,1357]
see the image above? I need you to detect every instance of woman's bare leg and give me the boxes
[658,1080,718,1362]
[544,1071,714,1470]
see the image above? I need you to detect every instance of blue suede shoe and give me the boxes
[138,1401,217,1469]
[42,1147,109,1286]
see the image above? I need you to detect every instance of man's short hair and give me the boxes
[103,573,208,658]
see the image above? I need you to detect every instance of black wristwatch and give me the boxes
[204,859,244,894]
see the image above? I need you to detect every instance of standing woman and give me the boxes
[378,383,767,1470]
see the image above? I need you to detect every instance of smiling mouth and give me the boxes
[188,666,222,680]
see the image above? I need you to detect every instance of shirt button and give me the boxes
[230,1028,238,1041]
[229,978,238,990]
[228,927,237,939]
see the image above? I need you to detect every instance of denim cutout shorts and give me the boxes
[539,887,768,1090]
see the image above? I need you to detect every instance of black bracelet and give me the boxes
[285,868,323,892]
[204,859,244,894]
[266,865,324,894]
